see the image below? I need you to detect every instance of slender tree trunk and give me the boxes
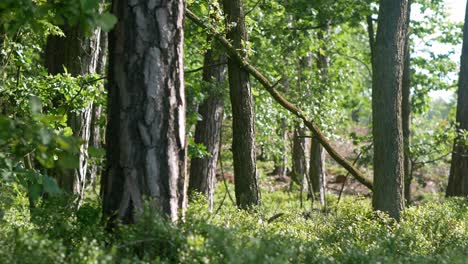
[189,43,227,211]
[292,126,308,187]
[447,1,468,197]
[273,118,288,177]
[309,29,329,207]
[310,139,326,205]
[102,0,187,224]
[89,31,108,190]
[222,0,260,209]
[44,21,102,200]
[402,1,412,204]
[372,0,409,220]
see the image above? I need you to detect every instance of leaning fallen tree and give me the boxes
[185,8,373,190]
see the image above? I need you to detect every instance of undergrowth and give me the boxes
[0,185,467,263]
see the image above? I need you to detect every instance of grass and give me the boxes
[1,182,467,263]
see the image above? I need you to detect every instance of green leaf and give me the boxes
[58,153,79,169]
[42,175,62,195]
[29,96,42,114]
[80,0,100,12]
[96,12,117,32]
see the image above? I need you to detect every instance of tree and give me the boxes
[102,0,187,224]
[402,1,412,203]
[222,0,260,208]
[44,16,104,200]
[189,43,227,211]
[447,1,468,197]
[310,28,329,207]
[372,0,409,219]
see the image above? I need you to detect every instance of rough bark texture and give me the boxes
[102,0,187,224]
[447,1,468,197]
[372,0,408,220]
[402,1,412,203]
[189,45,226,211]
[44,22,103,199]
[222,0,260,208]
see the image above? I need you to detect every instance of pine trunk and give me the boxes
[102,0,187,224]
[189,44,226,211]
[372,0,409,220]
[222,0,260,209]
[447,1,468,197]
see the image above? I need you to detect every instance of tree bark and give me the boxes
[292,126,308,186]
[222,0,260,209]
[44,21,103,200]
[372,0,409,220]
[309,29,329,207]
[102,0,187,224]
[189,43,227,211]
[402,1,412,204]
[89,31,108,190]
[447,1,468,197]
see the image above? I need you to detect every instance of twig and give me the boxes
[336,143,373,207]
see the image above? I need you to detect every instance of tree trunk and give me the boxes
[292,126,308,187]
[89,31,108,190]
[447,1,468,197]
[102,0,187,224]
[189,43,227,211]
[309,28,329,207]
[222,0,260,209]
[402,1,412,204]
[273,118,288,178]
[372,0,409,220]
[44,21,102,200]
[310,138,326,206]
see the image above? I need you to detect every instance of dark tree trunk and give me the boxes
[309,28,329,207]
[189,44,227,211]
[222,0,260,209]
[44,21,103,199]
[372,0,409,220]
[447,1,468,197]
[402,1,412,204]
[102,0,187,224]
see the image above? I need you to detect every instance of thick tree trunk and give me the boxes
[44,22,102,199]
[222,0,260,209]
[372,0,409,220]
[189,44,226,211]
[102,0,187,224]
[402,1,412,204]
[447,1,468,197]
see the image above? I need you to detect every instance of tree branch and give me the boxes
[185,8,373,190]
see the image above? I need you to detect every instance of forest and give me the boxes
[0,0,467,263]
